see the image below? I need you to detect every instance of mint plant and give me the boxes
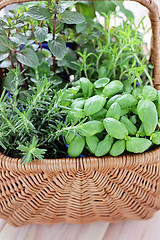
[0,0,85,88]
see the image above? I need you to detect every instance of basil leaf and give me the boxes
[79,120,104,136]
[126,137,152,153]
[95,135,113,157]
[80,77,94,99]
[94,78,110,88]
[142,86,157,101]
[138,100,158,136]
[151,132,160,145]
[86,136,99,154]
[84,95,106,116]
[68,135,85,157]
[103,117,128,139]
[110,140,125,156]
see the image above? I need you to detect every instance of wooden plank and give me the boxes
[0,222,29,240]
[103,211,160,240]
[25,222,109,240]
[76,222,109,240]
[0,219,6,232]
[0,220,109,240]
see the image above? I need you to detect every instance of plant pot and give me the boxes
[0,0,160,227]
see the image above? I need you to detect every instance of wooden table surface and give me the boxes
[1,211,160,240]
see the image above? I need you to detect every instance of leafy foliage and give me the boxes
[0,1,156,164]
[48,36,67,60]
[0,67,68,164]
[16,48,39,68]
[0,1,152,89]
[56,77,159,157]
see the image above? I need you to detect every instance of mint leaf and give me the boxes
[0,35,13,53]
[17,48,39,68]
[48,36,67,59]
[35,26,48,42]
[10,33,28,45]
[26,6,51,20]
[58,10,85,24]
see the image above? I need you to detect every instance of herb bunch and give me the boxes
[0,66,68,164]
[71,14,153,85]
[0,2,152,90]
[56,77,160,158]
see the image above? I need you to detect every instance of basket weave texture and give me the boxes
[0,0,160,227]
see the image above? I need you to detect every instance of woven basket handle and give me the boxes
[0,0,160,89]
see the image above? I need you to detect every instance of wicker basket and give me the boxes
[0,0,160,227]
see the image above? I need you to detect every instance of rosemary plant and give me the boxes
[0,66,68,164]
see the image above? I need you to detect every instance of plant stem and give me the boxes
[40,42,42,50]
[52,2,57,74]
[30,18,35,35]
[92,2,96,16]
[14,50,28,89]
[40,21,43,50]
[131,45,153,86]
[9,52,14,68]
[7,29,15,69]
[76,3,81,13]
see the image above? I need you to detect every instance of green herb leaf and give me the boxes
[94,78,110,88]
[95,135,113,157]
[66,108,85,124]
[142,86,157,101]
[58,10,85,24]
[110,140,125,156]
[17,48,39,68]
[48,36,67,60]
[10,33,28,45]
[68,135,85,157]
[79,120,104,136]
[17,136,47,165]
[137,100,158,136]
[106,102,121,120]
[94,2,116,15]
[151,132,160,145]
[120,116,137,135]
[103,118,128,139]
[0,53,9,61]
[86,136,99,154]
[115,93,137,108]
[103,81,123,98]
[126,137,152,153]
[84,95,106,116]
[80,77,94,98]
[26,6,51,20]
[35,26,48,42]
[0,35,13,53]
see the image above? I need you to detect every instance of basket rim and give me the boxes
[0,145,160,172]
